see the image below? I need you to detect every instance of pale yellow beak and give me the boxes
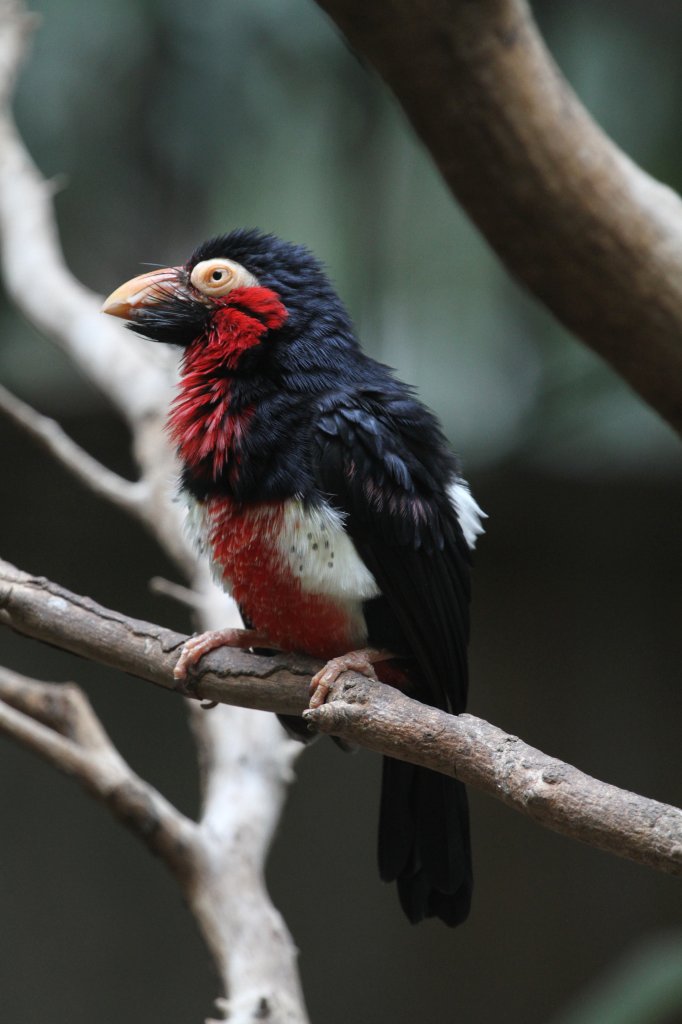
[101,266,185,319]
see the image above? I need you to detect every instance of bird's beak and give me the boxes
[101,266,189,319]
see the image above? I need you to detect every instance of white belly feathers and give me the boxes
[183,478,485,603]
[183,493,380,603]
[276,500,380,600]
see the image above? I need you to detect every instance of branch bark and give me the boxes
[0,666,198,879]
[0,4,309,1018]
[315,0,682,434]
[0,660,307,1023]
[2,557,680,880]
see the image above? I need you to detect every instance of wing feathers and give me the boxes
[312,397,471,713]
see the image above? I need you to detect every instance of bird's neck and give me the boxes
[168,287,286,482]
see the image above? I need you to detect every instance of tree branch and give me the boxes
[0,382,150,513]
[0,663,307,1022]
[2,557,680,880]
[0,666,198,880]
[0,558,316,712]
[315,0,682,434]
[0,5,308,1016]
[0,3,171,424]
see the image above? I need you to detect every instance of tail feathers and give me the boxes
[379,757,472,927]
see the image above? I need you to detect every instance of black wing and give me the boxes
[311,392,476,926]
[312,394,472,715]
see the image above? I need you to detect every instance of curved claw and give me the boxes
[173,627,276,682]
[308,648,393,709]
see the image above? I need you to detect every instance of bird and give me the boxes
[102,229,485,926]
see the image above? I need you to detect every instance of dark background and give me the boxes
[1,1,681,1022]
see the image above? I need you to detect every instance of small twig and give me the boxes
[2,556,681,880]
[0,382,149,513]
[149,575,205,609]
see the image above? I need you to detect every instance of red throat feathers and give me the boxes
[168,286,286,480]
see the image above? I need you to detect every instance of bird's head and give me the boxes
[102,229,354,357]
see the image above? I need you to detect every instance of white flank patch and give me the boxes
[276,499,380,601]
[448,479,487,550]
[183,495,226,588]
[182,493,379,602]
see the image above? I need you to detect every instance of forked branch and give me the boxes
[0,665,197,879]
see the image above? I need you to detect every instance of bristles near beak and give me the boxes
[102,266,185,319]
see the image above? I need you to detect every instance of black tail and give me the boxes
[378,756,472,926]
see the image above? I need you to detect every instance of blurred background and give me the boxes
[1,0,681,1021]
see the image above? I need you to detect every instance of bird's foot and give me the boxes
[173,627,275,683]
[309,647,395,709]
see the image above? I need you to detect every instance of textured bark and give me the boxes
[306,678,682,878]
[0,558,316,713]
[2,557,681,880]
[315,0,682,434]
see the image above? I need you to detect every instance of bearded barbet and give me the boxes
[103,230,485,926]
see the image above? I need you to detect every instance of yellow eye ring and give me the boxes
[190,258,258,298]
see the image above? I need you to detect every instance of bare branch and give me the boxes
[182,596,308,1024]
[0,558,316,712]
[0,1,195,576]
[0,2,172,424]
[0,666,198,881]
[0,4,309,1018]
[2,557,680,880]
[315,0,682,435]
[149,576,206,609]
[0,653,308,1024]
[0,382,150,513]
[305,680,682,879]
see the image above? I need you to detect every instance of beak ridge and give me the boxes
[102,267,185,319]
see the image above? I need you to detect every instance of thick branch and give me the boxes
[0,558,316,712]
[306,681,682,878]
[2,557,680,879]
[316,0,682,434]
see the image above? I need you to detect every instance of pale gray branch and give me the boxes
[149,576,206,609]
[0,666,198,879]
[0,382,150,513]
[2,556,680,880]
[0,4,171,424]
[0,3,308,1020]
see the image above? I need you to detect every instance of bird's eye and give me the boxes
[189,258,256,298]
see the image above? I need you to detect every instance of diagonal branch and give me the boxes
[305,682,682,879]
[0,666,198,881]
[0,3,306,1020]
[0,382,150,514]
[315,0,682,435]
[0,4,171,425]
[0,557,316,712]
[2,556,680,880]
